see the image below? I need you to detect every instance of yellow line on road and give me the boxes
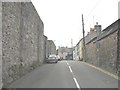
[82,62,119,80]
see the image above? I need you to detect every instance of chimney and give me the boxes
[87,32,90,35]
[94,22,101,35]
[90,28,94,34]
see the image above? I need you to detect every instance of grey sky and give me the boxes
[32,0,119,48]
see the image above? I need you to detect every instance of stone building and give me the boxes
[85,22,101,44]
[1,1,45,87]
[118,20,120,76]
[73,47,75,60]
[47,40,56,56]
[57,47,73,60]
[73,46,79,60]
[86,19,119,74]
[79,39,84,61]
[117,19,120,74]
[85,22,102,64]
[43,35,48,62]
[57,47,68,60]
[77,38,84,61]
[75,23,101,62]
[75,19,119,74]
[75,39,81,61]
[66,48,73,60]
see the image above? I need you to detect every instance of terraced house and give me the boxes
[76,19,120,75]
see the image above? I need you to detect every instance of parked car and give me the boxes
[46,54,58,63]
[56,55,61,61]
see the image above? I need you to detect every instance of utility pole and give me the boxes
[71,39,73,48]
[71,39,74,60]
[82,14,86,62]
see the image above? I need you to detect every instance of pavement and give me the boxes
[8,60,118,88]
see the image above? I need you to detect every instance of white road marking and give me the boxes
[66,61,69,65]
[68,66,73,73]
[66,61,81,90]
[66,61,81,89]
[67,63,69,65]
[73,77,80,89]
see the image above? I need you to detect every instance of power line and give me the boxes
[86,0,101,18]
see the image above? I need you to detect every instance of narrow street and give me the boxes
[0,1,120,90]
[8,60,118,88]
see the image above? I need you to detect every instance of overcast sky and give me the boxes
[32,0,119,48]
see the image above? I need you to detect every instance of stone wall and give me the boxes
[86,39,97,65]
[43,35,48,62]
[117,19,120,77]
[0,2,2,90]
[85,19,119,75]
[47,40,56,56]
[98,31,118,74]
[118,19,120,89]
[2,2,44,87]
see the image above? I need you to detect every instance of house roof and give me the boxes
[97,19,120,41]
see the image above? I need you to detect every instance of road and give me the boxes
[8,60,118,88]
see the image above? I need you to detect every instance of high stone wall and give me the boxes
[2,2,44,87]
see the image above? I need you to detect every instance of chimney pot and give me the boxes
[96,22,98,25]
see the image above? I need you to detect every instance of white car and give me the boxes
[56,55,61,61]
[46,54,58,63]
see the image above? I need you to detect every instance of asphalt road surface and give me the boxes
[9,60,118,88]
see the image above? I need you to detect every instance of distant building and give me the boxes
[66,48,73,60]
[79,39,83,61]
[47,40,56,56]
[57,47,73,60]
[58,47,68,60]
[73,46,78,60]
[74,22,102,61]
[85,22,102,63]
[85,22,101,45]
[73,47,75,60]
[43,35,48,60]
[75,40,81,60]
[75,38,84,61]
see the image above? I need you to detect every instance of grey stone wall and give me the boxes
[43,35,48,62]
[86,21,118,74]
[2,2,44,87]
[0,2,2,90]
[118,19,120,77]
[98,31,118,74]
[86,41,97,65]
[46,39,49,59]
[85,20,119,75]
[47,40,56,56]
[86,31,118,74]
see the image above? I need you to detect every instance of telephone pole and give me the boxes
[71,39,73,48]
[82,14,86,62]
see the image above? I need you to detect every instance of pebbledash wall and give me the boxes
[85,19,120,75]
[1,2,44,87]
[118,2,120,72]
[0,2,2,90]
